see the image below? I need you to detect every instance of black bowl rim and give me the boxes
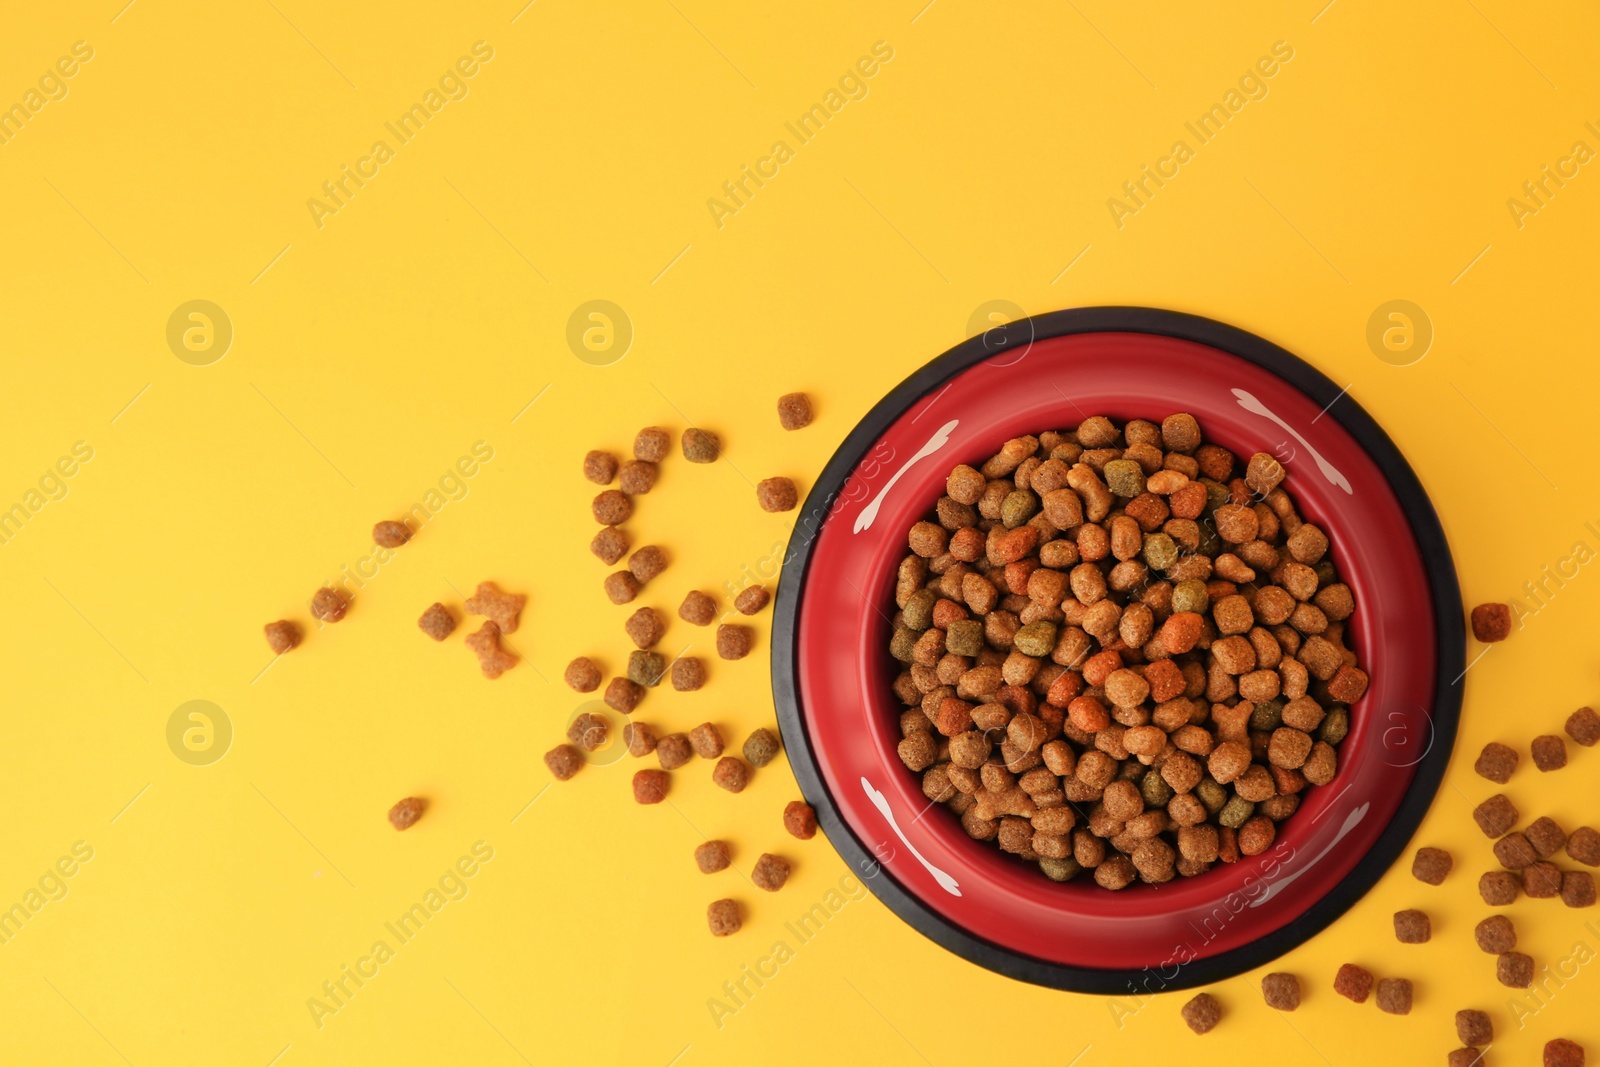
[769,305,1465,994]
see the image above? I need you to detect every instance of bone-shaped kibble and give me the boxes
[465,581,525,634]
[465,621,517,679]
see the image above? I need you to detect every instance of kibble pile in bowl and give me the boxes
[888,414,1369,888]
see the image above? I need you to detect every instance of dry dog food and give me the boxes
[1457,1009,1493,1046]
[672,657,707,691]
[716,624,753,660]
[777,392,814,430]
[1413,846,1453,885]
[784,801,817,840]
[628,651,666,687]
[388,797,425,830]
[1261,972,1299,1011]
[1479,870,1521,905]
[1497,951,1534,988]
[712,756,750,793]
[592,489,632,525]
[1474,742,1519,784]
[1495,832,1537,870]
[632,768,669,804]
[744,728,780,767]
[656,733,693,770]
[625,607,666,649]
[1527,816,1567,858]
[682,428,720,463]
[466,581,524,634]
[887,414,1368,885]
[1448,1051,1487,1067]
[604,571,641,605]
[1334,963,1373,1003]
[1532,734,1568,771]
[465,622,516,679]
[1393,909,1431,943]
[751,853,790,891]
[735,585,771,615]
[634,427,670,463]
[1568,706,1600,747]
[756,477,798,512]
[567,712,608,752]
[311,587,349,622]
[679,590,717,625]
[1525,862,1563,898]
[1375,977,1412,1015]
[1180,992,1222,1034]
[1471,603,1512,642]
[689,723,725,759]
[583,449,618,485]
[1475,915,1516,953]
[624,722,657,757]
[418,603,456,641]
[1564,871,1597,908]
[1545,1039,1586,1067]
[629,546,668,583]
[373,520,412,548]
[707,898,740,937]
[591,526,629,566]
[1568,826,1600,866]
[1473,795,1519,838]
[545,744,582,780]
[696,840,731,873]
[564,656,602,692]
[264,620,301,654]
[604,677,643,713]
[618,460,656,496]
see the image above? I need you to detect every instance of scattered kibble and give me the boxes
[632,768,669,804]
[388,797,425,830]
[743,728,780,767]
[264,620,301,654]
[672,657,707,691]
[1531,734,1568,772]
[583,449,618,485]
[756,477,798,512]
[1567,826,1600,866]
[624,722,656,757]
[545,744,582,780]
[656,732,693,770]
[591,526,629,566]
[707,898,740,937]
[1567,706,1600,747]
[1375,977,1412,1015]
[567,712,608,752]
[1474,915,1516,954]
[734,585,770,615]
[465,581,524,634]
[777,392,813,430]
[1334,963,1373,1003]
[712,757,750,793]
[682,428,720,463]
[629,545,667,583]
[751,853,790,891]
[1261,972,1300,1011]
[592,489,632,525]
[695,840,731,873]
[1525,862,1562,898]
[564,656,602,692]
[689,722,725,759]
[604,571,641,605]
[618,460,656,496]
[603,677,643,714]
[1413,847,1453,885]
[624,607,666,649]
[1470,603,1512,642]
[1563,871,1596,908]
[1447,1049,1484,1067]
[1473,742,1519,784]
[716,624,753,660]
[418,603,456,642]
[373,520,412,548]
[1496,951,1534,988]
[634,427,670,463]
[1495,832,1537,870]
[628,650,666,687]
[311,587,349,623]
[1393,909,1431,944]
[1544,1038,1586,1067]
[465,621,516,679]
[1473,794,1519,838]
[1527,816,1567,858]
[1180,992,1222,1034]
[679,590,717,625]
[784,801,817,840]
[1456,1009,1493,1046]
[1479,870,1521,905]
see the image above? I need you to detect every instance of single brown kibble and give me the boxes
[1470,603,1512,642]
[1456,1009,1494,1046]
[1448,1050,1487,1067]
[632,768,669,804]
[1527,816,1567,858]
[1532,734,1568,772]
[592,489,632,525]
[388,796,425,830]
[605,571,641,605]
[634,427,670,462]
[1394,909,1431,944]
[583,449,618,485]
[695,840,731,873]
[1495,832,1537,870]
[1497,951,1534,988]
[716,623,754,660]
[1375,977,1412,1015]
[1479,870,1521,905]
[679,590,718,625]
[1567,707,1600,747]
[707,898,741,937]
[604,677,644,714]
[628,650,666,687]
[1334,963,1373,1003]
[417,603,456,641]
[1261,972,1300,1011]
[465,581,525,634]
[744,728,780,767]
[625,607,666,649]
[689,722,725,759]
[757,477,798,512]
[1568,826,1600,866]
[311,587,349,623]
[1475,915,1516,953]
[672,657,707,691]
[623,721,657,757]
[567,712,608,752]
[1473,794,1519,838]
[564,656,602,692]
[1473,741,1519,784]
[1412,846,1453,885]
[373,520,412,548]
[591,526,629,566]
[712,756,750,793]
[264,620,301,654]
[1563,871,1597,908]
[735,585,771,615]
[1180,992,1222,1034]
[545,744,582,781]
[682,428,721,463]
[1545,1038,1587,1067]
[777,392,814,430]
[751,853,791,891]
[656,732,693,770]
[618,460,657,495]
[784,801,817,840]
[1525,862,1563,898]
[465,621,516,679]
[629,545,668,583]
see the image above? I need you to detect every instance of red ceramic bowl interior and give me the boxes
[794,331,1436,972]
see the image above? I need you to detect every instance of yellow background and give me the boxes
[3,1,1598,1064]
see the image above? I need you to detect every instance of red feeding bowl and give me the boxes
[771,308,1463,992]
